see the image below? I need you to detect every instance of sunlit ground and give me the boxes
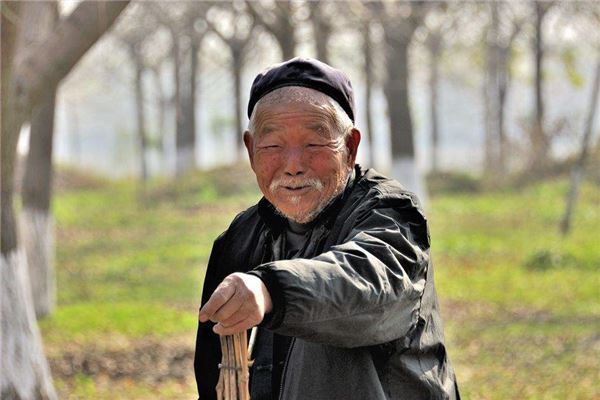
[39,166,600,399]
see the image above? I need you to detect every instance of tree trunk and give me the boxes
[21,91,57,320]
[484,1,501,174]
[532,1,549,171]
[2,2,57,398]
[129,47,149,196]
[174,34,197,175]
[497,45,511,174]
[1,2,130,397]
[362,19,375,167]
[309,2,330,64]
[560,59,600,235]
[150,65,166,153]
[12,1,130,112]
[20,0,59,320]
[245,1,296,61]
[278,26,296,60]
[383,33,427,203]
[232,47,244,157]
[428,34,442,173]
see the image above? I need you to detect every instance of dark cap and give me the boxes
[247,57,356,123]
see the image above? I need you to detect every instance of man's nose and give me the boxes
[283,148,305,176]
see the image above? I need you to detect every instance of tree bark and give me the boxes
[1,1,130,397]
[2,3,57,398]
[232,45,245,156]
[20,1,59,320]
[381,4,429,204]
[246,1,296,61]
[427,33,442,172]
[362,19,375,167]
[531,1,550,171]
[484,1,502,174]
[12,1,130,112]
[21,92,57,320]
[174,31,198,176]
[130,47,149,187]
[150,65,166,152]
[309,2,331,64]
[560,59,600,235]
[1,0,24,255]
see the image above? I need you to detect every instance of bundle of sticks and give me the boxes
[216,328,256,400]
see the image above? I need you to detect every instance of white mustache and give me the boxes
[269,177,324,192]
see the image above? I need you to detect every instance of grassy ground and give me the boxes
[39,167,599,399]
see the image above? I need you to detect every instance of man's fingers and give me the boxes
[211,291,245,323]
[213,317,255,336]
[198,282,235,322]
[218,308,251,329]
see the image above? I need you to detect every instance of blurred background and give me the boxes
[1,0,599,399]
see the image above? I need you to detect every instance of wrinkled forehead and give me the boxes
[252,86,339,120]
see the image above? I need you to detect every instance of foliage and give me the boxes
[41,169,599,399]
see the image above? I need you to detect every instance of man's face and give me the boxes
[244,100,360,224]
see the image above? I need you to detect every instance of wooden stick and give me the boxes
[216,336,225,399]
[216,331,251,399]
[228,336,236,398]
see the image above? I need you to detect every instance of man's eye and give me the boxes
[262,145,280,149]
[307,144,325,148]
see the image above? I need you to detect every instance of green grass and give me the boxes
[430,178,600,399]
[40,169,600,399]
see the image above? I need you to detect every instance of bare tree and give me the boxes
[560,58,600,234]
[377,1,431,202]
[483,2,526,175]
[529,0,555,171]
[420,2,461,173]
[346,0,381,167]
[207,1,256,155]
[246,0,297,60]
[114,4,164,195]
[151,2,209,176]
[560,6,600,234]
[308,1,332,64]
[1,2,130,397]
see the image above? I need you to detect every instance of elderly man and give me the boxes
[194,58,459,400]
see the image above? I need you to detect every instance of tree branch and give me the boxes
[13,0,130,110]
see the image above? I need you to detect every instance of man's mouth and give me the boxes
[284,185,309,191]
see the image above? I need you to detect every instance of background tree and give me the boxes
[150,2,209,176]
[483,2,526,175]
[308,1,333,64]
[377,1,431,202]
[115,4,157,197]
[1,1,130,397]
[246,0,298,60]
[419,1,462,173]
[560,5,600,234]
[19,0,59,320]
[530,0,555,171]
[206,1,256,156]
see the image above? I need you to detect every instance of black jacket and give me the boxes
[195,166,459,399]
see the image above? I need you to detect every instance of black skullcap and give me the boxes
[247,57,356,123]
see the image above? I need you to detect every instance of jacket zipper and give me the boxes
[278,337,296,400]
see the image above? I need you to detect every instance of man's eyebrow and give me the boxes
[305,122,330,138]
[256,124,279,136]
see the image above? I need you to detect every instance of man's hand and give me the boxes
[198,273,273,336]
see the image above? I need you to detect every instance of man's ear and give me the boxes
[243,131,255,169]
[345,128,361,166]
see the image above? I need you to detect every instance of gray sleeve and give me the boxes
[251,200,430,348]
